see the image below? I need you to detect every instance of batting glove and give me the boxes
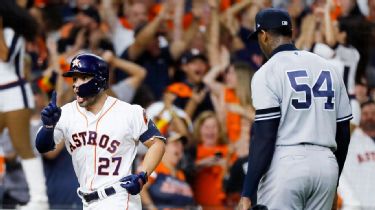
[41,91,61,129]
[120,172,148,195]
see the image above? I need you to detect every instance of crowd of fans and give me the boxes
[0,0,375,209]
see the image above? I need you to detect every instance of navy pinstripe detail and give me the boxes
[337,114,352,121]
[6,34,19,62]
[255,113,281,119]
[255,107,281,115]
[15,52,29,108]
[337,114,353,122]
[255,114,281,121]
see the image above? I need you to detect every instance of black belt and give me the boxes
[0,79,26,90]
[79,187,116,203]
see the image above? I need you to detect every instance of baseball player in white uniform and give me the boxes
[35,53,166,210]
[338,101,375,210]
[238,9,352,210]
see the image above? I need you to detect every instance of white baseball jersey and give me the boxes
[338,128,375,209]
[53,96,149,192]
[252,49,352,149]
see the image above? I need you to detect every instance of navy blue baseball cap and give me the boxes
[248,8,292,40]
[180,48,207,65]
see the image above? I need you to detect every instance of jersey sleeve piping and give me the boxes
[337,114,353,122]
[255,107,281,121]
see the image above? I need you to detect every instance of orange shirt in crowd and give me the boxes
[0,155,4,176]
[225,88,241,143]
[119,17,133,29]
[193,144,228,207]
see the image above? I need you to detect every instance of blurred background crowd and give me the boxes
[0,0,375,209]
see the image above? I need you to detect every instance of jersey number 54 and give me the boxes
[287,70,335,110]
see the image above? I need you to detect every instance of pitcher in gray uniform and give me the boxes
[238,8,352,210]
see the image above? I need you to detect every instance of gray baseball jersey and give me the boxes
[252,49,352,150]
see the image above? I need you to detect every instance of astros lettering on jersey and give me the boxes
[54,96,148,191]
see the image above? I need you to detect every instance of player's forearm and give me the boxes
[142,139,165,176]
[43,141,64,159]
[242,118,279,199]
[35,126,56,153]
[335,120,351,178]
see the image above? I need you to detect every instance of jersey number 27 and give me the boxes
[287,70,334,110]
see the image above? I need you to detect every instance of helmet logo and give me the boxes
[72,58,81,68]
